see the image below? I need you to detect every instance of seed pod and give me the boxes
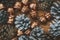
[15,14,31,31]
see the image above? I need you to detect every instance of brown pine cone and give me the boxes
[8,15,14,24]
[17,29,23,36]
[21,6,29,13]
[31,21,39,29]
[45,13,51,20]
[14,2,22,9]
[24,29,31,35]
[0,3,4,9]
[0,24,17,40]
[38,11,52,23]
[30,10,37,20]
[7,8,15,24]
[30,3,36,10]
[39,16,47,23]
[22,0,29,5]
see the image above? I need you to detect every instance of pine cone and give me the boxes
[50,1,60,20]
[0,3,4,9]
[37,34,54,40]
[49,1,60,37]
[30,27,44,38]
[29,36,37,40]
[37,11,52,23]
[15,14,31,31]
[0,9,8,24]
[49,19,60,37]
[30,27,54,40]
[0,24,17,40]
[38,0,53,10]
[18,35,29,40]
[22,0,28,5]
[54,35,60,40]
[1,0,15,7]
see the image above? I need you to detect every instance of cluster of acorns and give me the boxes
[0,0,60,40]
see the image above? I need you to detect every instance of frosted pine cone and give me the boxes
[50,1,60,37]
[18,35,29,40]
[37,34,54,40]
[50,1,60,20]
[30,27,54,40]
[49,19,60,37]
[29,36,37,40]
[15,14,31,31]
[30,27,44,38]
